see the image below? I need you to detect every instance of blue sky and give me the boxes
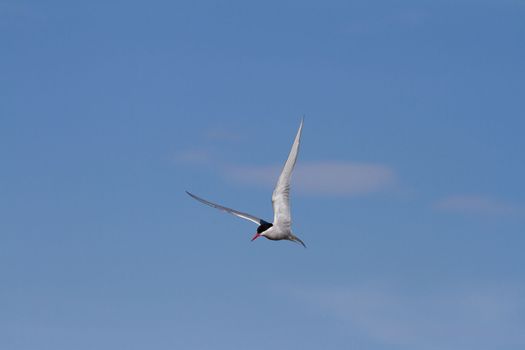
[2,0,525,349]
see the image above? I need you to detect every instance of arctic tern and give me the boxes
[186,119,306,247]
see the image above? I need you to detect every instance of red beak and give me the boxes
[251,233,261,241]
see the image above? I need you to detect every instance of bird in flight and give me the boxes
[186,119,306,247]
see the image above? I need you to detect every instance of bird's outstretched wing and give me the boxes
[272,118,303,228]
[186,191,263,225]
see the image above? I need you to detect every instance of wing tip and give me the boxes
[186,190,199,201]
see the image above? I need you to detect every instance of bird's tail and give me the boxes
[290,234,306,248]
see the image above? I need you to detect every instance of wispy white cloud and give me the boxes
[288,283,525,350]
[435,195,523,216]
[225,161,396,196]
[174,145,396,196]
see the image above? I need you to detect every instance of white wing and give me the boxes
[272,118,303,228]
[186,191,263,225]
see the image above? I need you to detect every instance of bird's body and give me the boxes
[186,119,305,247]
[258,225,303,245]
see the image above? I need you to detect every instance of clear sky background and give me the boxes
[2,1,525,349]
